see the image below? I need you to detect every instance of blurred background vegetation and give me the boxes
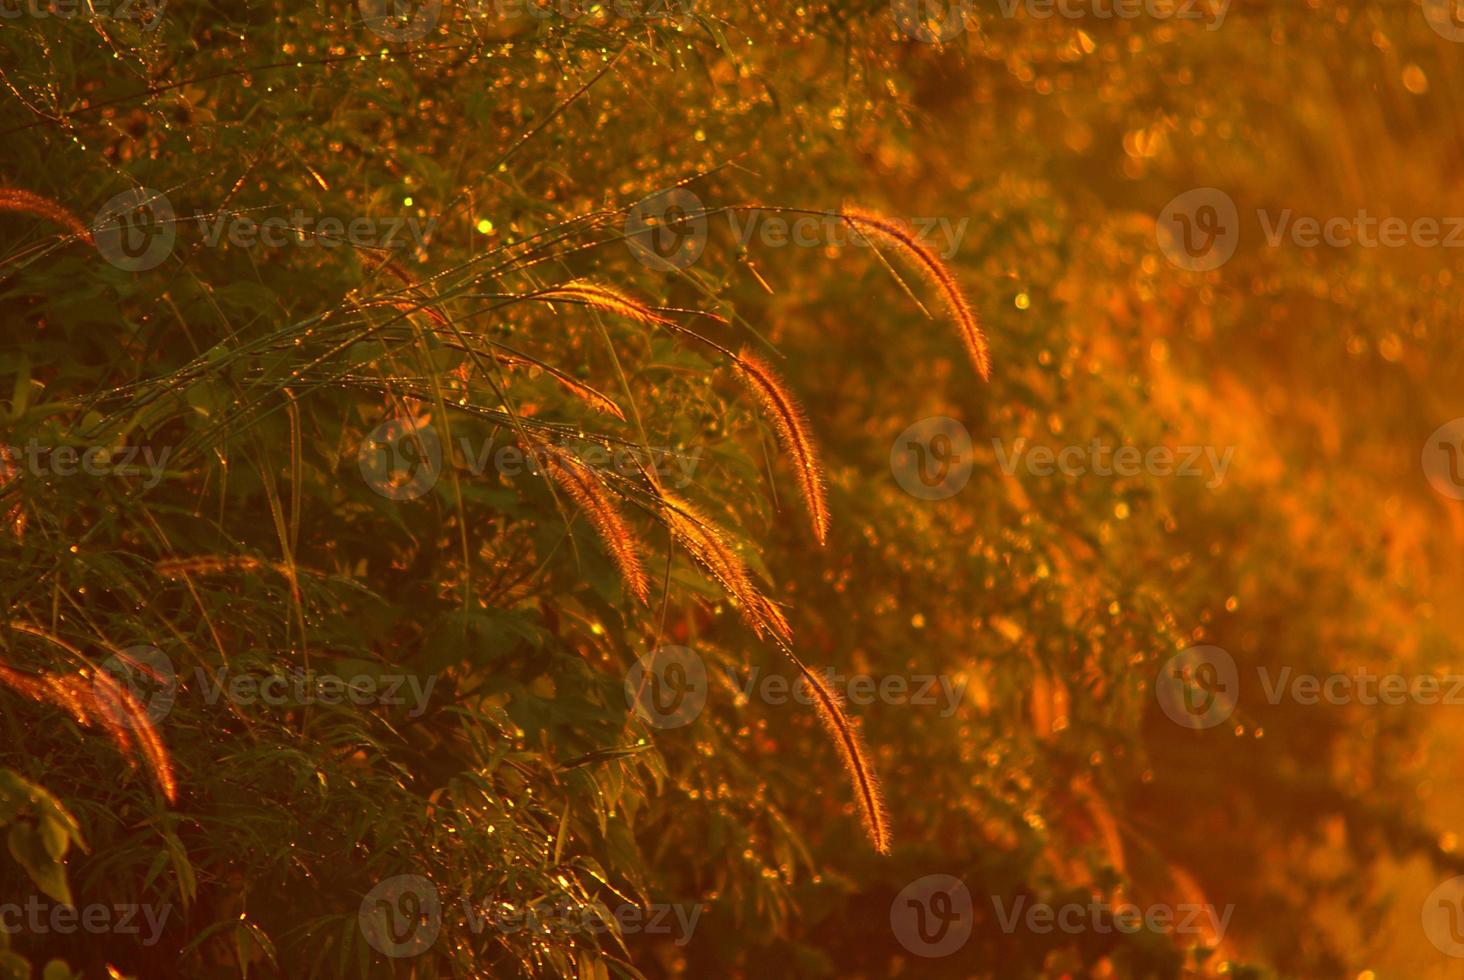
[1,0,1462,976]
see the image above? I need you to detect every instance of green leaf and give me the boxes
[38,810,69,862]
[0,771,36,826]
[8,822,71,905]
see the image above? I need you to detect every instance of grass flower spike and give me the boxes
[735,349,830,545]
[842,207,990,380]
[542,449,651,605]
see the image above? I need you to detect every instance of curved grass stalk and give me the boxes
[538,281,674,327]
[734,349,829,545]
[540,448,650,605]
[362,301,627,420]
[841,207,990,380]
[0,623,176,802]
[789,654,890,854]
[658,493,792,645]
[0,188,93,244]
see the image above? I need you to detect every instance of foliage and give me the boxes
[0,2,1459,977]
